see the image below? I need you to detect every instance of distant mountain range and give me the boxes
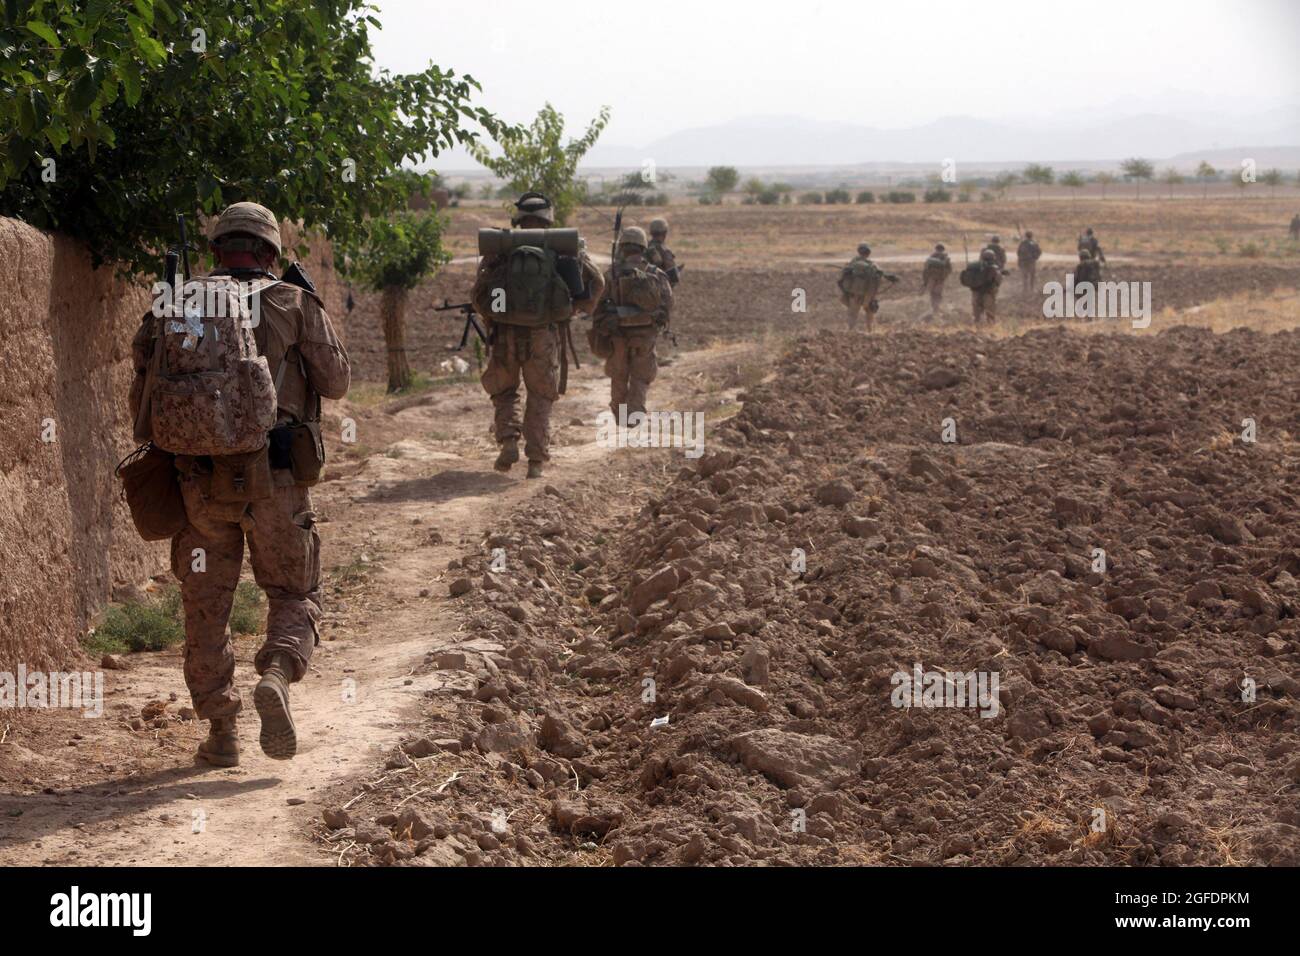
[573,108,1300,170]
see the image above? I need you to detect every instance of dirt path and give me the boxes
[0,343,751,866]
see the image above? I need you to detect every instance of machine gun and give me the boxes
[434,299,489,352]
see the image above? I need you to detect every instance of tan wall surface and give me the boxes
[0,216,345,673]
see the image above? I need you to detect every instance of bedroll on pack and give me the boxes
[144,277,277,456]
[923,256,948,280]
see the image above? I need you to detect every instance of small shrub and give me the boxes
[229,582,265,637]
[1238,241,1262,258]
[797,191,824,205]
[884,191,916,204]
[856,191,875,204]
[923,188,952,203]
[88,588,185,654]
[824,188,852,204]
[757,190,781,205]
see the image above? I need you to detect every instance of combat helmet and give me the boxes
[619,226,649,252]
[934,243,946,252]
[857,243,871,256]
[980,248,997,262]
[512,191,555,226]
[210,201,282,256]
[649,218,669,237]
[1024,230,1034,239]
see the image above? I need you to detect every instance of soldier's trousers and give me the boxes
[1019,264,1037,296]
[480,324,561,463]
[173,472,321,720]
[606,327,659,417]
[972,289,998,324]
[844,295,876,331]
[924,281,944,312]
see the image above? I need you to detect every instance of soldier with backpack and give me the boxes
[645,218,681,286]
[591,227,674,419]
[1074,248,1103,316]
[1016,230,1042,296]
[921,244,952,314]
[1289,214,1300,240]
[471,192,604,480]
[961,248,1007,324]
[1078,227,1106,263]
[838,244,898,333]
[128,201,350,768]
[983,235,1008,270]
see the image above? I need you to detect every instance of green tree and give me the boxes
[1196,162,1217,199]
[1094,171,1117,200]
[1022,164,1055,200]
[1161,167,1184,199]
[742,176,766,201]
[1060,170,1085,209]
[993,171,1019,199]
[705,166,740,199]
[341,211,450,392]
[0,0,500,273]
[1121,158,1155,199]
[1260,168,1284,199]
[469,102,610,226]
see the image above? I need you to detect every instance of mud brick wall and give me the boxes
[0,216,345,673]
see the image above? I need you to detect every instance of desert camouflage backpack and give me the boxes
[841,258,882,298]
[491,240,575,327]
[923,255,950,282]
[609,261,666,326]
[141,276,278,456]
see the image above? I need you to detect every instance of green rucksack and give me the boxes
[841,259,881,297]
[959,261,992,290]
[495,242,574,327]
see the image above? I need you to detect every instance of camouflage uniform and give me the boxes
[839,244,897,332]
[1078,229,1105,263]
[970,249,1004,324]
[595,227,673,418]
[471,194,603,473]
[129,204,350,729]
[645,218,680,287]
[1016,232,1042,295]
[983,236,1008,270]
[1289,215,1300,240]
[922,245,952,312]
[1074,249,1103,311]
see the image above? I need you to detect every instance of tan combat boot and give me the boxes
[196,716,239,768]
[254,653,297,760]
[526,461,544,480]
[494,440,520,473]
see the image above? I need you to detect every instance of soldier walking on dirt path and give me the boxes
[130,201,351,768]
[590,227,673,420]
[471,192,604,481]
[1078,227,1106,263]
[1074,248,1103,317]
[838,244,898,333]
[1016,231,1042,296]
[921,243,952,315]
[645,219,681,287]
[1289,214,1300,240]
[965,248,1007,325]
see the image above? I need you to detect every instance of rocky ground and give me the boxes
[322,325,1300,867]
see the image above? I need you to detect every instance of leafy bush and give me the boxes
[797,191,824,205]
[856,191,875,204]
[923,188,952,203]
[0,0,500,273]
[757,190,781,205]
[884,191,916,204]
[470,103,609,227]
[88,588,184,654]
[824,188,852,204]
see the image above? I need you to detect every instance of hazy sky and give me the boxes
[370,0,1299,165]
